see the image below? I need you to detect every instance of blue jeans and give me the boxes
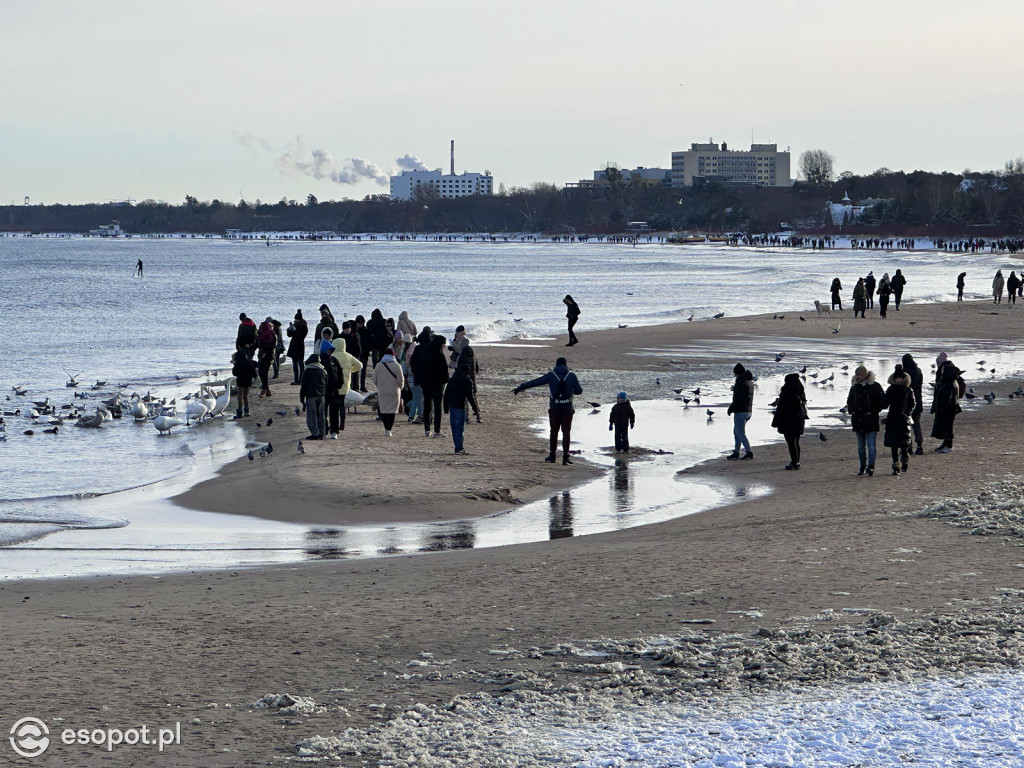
[408,384,423,420]
[856,431,877,468]
[733,412,751,453]
[449,408,467,452]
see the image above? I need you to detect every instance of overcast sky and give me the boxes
[3,0,1022,205]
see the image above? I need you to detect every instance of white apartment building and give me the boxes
[566,166,672,190]
[671,142,792,187]
[389,170,494,201]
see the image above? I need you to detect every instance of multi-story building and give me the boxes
[389,170,494,201]
[565,166,671,190]
[671,142,791,187]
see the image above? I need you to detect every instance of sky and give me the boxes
[3,0,1023,206]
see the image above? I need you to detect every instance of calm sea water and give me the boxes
[0,235,1013,575]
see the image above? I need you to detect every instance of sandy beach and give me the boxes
[8,299,1024,766]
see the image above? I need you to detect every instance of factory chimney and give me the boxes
[450,140,455,176]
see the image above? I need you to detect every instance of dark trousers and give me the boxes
[351,372,360,392]
[328,393,345,433]
[422,386,444,434]
[957,288,964,301]
[568,317,579,345]
[381,413,396,430]
[784,433,801,465]
[548,408,574,458]
[894,288,903,309]
[358,355,370,390]
[257,353,272,390]
[911,411,923,446]
[613,423,629,451]
[292,358,305,384]
[891,445,909,465]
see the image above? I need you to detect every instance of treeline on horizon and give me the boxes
[5,167,1024,237]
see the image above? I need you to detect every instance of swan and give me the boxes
[75,410,105,428]
[153,415,184,435]
[198,387,216,414]
[345,390,378,412]
[130,395,149,421]
[206,378,234,418]
[184,400,208,425]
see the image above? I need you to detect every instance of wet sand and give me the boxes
[7,299,1024,766]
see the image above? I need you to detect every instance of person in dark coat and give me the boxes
[366,309,390,369]
[513,356,583,464]
[456,344,482,422]
[299,354,327,440]
[864,271,876,308]
[877,275,892,318]
[313,305,339,347]
[1008,271,1021,305]
[830,277,843,310]
[236,313,257,360]
[931,354,964,453]
[286,310,308,384]
[890,269,907,310]
[956,272,966,301]
[563,294,581,346]
[726,363,755,460]
[901,353,925,454]
[608,391,636,453]
[418,335,451,438]
[771,372,806,470]
[340,321,362,392]
[320,342,345,439]
[883,365,916,475]
[231,352,255,418]
[256,317,277,398]
[852,278,867,318]
[355,315,371,391]
[847,365,886,476]
[443,362,479,454]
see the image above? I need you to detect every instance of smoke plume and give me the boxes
[277,139,390,186]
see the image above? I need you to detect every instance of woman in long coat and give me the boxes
[931,357,963,453]
[286,310,308,384]
[993,269,1005,304]
[771,372,807,470]
[883,365,915,475]
[373,347,405,436]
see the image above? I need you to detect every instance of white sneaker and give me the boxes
[328,433,338,440]
[385,429,392,436]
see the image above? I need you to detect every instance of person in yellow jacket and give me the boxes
[329,343,363,435]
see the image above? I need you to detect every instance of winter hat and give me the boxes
[902,353,915,368]
[305,354,319,364]
[555,357,567,367]
[394,330,404,342]
[295,310,303,320]
[936,352,948,366]
[617,391,628,400]
[733,363,746,376]
[385,347,395,357]
[854,365,869,382]
[239,312,248,321]
[456,325,465,333]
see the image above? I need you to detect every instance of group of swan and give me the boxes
[150,379,234,435]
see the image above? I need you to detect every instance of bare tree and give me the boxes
[799,149,835,186]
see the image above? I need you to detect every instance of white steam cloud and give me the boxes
[277,140,434,187]
[393,154,428,172]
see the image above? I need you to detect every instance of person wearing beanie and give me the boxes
[771,372,807,470]
[883,364,916,475]
[314,306,339,346]
[513,356,583,464]
[608,391,636,453]
[901,353,925,454]
[299,353,327,440]
[726,363,755,460]
[847,364,886,476]
[374,346,405,437]
[286,310,308,384]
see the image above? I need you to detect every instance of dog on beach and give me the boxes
[813,300,831,318]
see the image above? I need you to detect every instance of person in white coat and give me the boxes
[373,347,406,436]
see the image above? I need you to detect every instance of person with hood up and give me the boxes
[286,310,308,384]
[319,337,344,439]
[726,363,755,460]
[956,271,967,301]
[355,315,370,391]
[771,372,807,470]
[330,337,361,434]
[1008,271,1021,305]
[847,365,886,476]
[340,321,362,392]
[830,277,843,310]
[852,277,867,318]
[443,361,479,454]
[931,353,965,453]
[513,356,583,465]
[993,270,1005,304]
[901,353,925,455]
[890,269,907,310]
[313,305,339,345]
[418,334,450,438]
[864,271,876,308]
[256,317,277,398]
[563,295,581,346]
[608,391,636,453]
[877,274,892,318]
[366,309,390,370]
[374,347,405,437]
[236,313,257,360]
[398,310,417,341]
[883,364,916,475]
[299,354,327,440]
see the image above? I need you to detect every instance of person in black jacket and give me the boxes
[418,335,450,438]
[847,365,886,476]
[883,365,916,475]
[901,353,925,454]
[608,391,636,453]
[236,313,257,360]
[320,341,345,439]
[513,356,583,465]
[956,272,966,301]
[726,363,755,460]
[340,321,362,392]
[366,309,390,369]
[931,353,964,453]
[231,352,256,419]
[890,269,907,310]
[1008,271,1021,305]
[313,306,339,348]
[286,310,308,384]
[443,362,479,454]
[355,315,370,391]
[864,271,876,308]
[771,373,806,470]
[830,277,843,310]
[563,295,581,346]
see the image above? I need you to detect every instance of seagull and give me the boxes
[984,392,996,403]
[809,371,820,379]
[799,316,806,322]
[819,432,828,442]
[777,315,785,319]
[990,368,996,375]
[589,409,600,415]
[965,389,977,400]
[514,317,523,322]
[839,405,849,414]
[840,365,849,371]
[248,450,255,461]
[681,397,691,406]
[773,314,778,319]
[672,388,685,395]
[775,352,785,362]
[687,315,694,322]
[712,312,725,319]
[586,401,601,408]
[655,378,661,387]
[692,388,701,396]
[822,373,835,384]
[977,360,986,366]
[799,366,807,374]
[908,321,917,325]
[831,320,842,334]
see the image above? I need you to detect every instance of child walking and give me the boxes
[608,391,636,453]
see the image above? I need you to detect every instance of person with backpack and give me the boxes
[847,365,886,476]
[563,295,581,346]
[513,356,583,465]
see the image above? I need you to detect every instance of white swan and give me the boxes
[345,390,378,412]
[153,415,183,435]
[184,400,208,425]
[206,378,234,418]
[130,396,149,421]
[75,410,105,428]
[199,387,216,414]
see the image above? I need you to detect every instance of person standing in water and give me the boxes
[513,356,583,465]
[563,295,581,346]
[134,258,144,277]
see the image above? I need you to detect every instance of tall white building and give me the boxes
[389,170,494,201]
[671,142,792,187]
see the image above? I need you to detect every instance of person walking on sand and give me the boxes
[847,365,886,476]
[419,335,450,438]
[852,277,867,318]
[320,339,344,439]
[883,364,916,475]
[956,271,966,301]
[1008,271,1021,305]
[231,352,254,419]
[330,338,361,434]
[771,372,806,470]
[374,347,405,437]
[608,391,636,453]
[890,269,907,310]
[563,294,581,346]
[901,353,925,455]
[864,271,876,308]
[134,258,143,277]
[877,274,892,318]
[830,277,843,311]
[355,315,371,392]
[286,310,308,384]
[513,356,583,465]
[726,363,755,460]
[931,353,965,453]
[993,269,1005,303]
[443,361,478,454]
[299,354,327,440]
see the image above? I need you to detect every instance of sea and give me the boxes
[0,234,1018,580]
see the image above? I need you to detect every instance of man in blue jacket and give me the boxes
[513,357,583,465]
